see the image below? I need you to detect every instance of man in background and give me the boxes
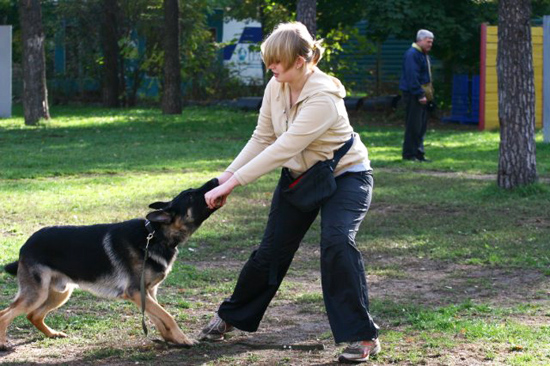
[399,29,434,162]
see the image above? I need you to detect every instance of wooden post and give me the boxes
[0,26,11,118]
[543,16,550,143]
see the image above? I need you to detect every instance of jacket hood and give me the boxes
[294,67,347,103]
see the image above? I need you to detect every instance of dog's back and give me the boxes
[19,221,143,283]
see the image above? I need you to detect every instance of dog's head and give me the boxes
[145,178,219,246]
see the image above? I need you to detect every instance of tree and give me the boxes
[100,0,121,107]
[496,0,537,188]
[19,0,50,125]
[161,0,182,114]
[296,0,316,37]
[363,0,498,96]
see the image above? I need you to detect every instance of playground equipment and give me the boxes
[544,16,550,142]
[442,74,479,125]
[479,23,544,131]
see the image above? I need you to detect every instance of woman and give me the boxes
[202,22,380,363]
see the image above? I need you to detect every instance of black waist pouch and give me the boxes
[280,135,354,212]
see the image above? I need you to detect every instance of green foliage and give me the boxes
[319,26,376,94]
[180,1,256,100]
[218,0,293,34]
[364,0,498,74]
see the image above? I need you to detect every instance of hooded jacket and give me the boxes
[226,67,371,186]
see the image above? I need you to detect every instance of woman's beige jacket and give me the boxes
[227,67,371,185]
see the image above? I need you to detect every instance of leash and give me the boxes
[150,339,324,351]
[140,219,156,336]
[235,341,325,351]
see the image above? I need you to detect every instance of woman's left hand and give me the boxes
[205,176,240,209]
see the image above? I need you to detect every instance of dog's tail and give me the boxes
[4,261,18,276]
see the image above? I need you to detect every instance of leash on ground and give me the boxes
[234,341,325,351]
[151,339,325,351]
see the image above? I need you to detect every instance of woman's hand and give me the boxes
[205,176,240,209]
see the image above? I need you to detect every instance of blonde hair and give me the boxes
[261,22,324,71]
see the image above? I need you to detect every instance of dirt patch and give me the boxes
[369,257,550,308]
[1,253,548,365]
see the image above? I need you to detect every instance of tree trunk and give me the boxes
[161,0,182,114]
[296,0,316,38]
[101,0,120,108]
[19,0,50,125]
[496,0,537,188]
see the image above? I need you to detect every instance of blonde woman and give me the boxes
[202,22,380,363]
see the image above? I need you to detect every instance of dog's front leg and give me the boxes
[128,292,196,346]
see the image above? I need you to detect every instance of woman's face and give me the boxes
[267,58,304,84]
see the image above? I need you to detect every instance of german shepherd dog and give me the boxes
[0,178,219,351]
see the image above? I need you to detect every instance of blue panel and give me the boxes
[223,44,236,61]
[239,27,262,44]
[443,74,479,124]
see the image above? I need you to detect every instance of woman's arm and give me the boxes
[231,95,338,185]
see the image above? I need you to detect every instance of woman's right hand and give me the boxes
[205,175,240,209]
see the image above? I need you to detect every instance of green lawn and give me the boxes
[0,106,549,365]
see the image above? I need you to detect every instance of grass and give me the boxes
[1,105,549,365]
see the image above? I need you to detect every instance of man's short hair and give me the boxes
[416,29,434,41]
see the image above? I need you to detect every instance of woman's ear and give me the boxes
[295,56,306,69]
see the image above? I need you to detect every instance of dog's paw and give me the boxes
[178,337,198,347]
[49,331,68,339]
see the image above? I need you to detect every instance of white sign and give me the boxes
[222,19,263,85]
[0,26,12,118]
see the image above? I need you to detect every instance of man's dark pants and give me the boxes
[217,171,379,343]
[402,92,428,160]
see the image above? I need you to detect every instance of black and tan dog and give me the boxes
[0,178,219,350]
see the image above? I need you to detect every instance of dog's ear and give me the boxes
[146,210,172,224]
[149,201,171,210]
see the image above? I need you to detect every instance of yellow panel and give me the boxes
[482,25,545,130]
[486,73,498,83]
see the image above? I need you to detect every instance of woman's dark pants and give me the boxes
[217,171,379,343]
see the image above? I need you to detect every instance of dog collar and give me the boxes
[144,219,155,236]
